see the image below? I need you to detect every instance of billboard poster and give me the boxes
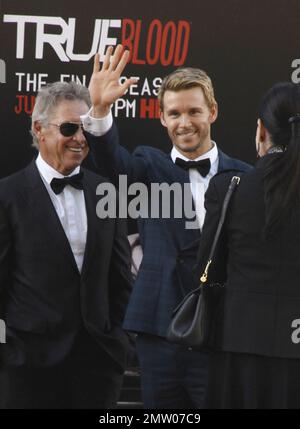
[1,0,300,177]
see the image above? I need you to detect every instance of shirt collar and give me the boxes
[171,141,218,165]
[36,153,80,185]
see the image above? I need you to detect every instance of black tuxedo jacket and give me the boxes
[197,154,300,359]
[87,124,252,337]
[0,161,132,370]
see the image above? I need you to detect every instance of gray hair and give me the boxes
[31,81,91,149]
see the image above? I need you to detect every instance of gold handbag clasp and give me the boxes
[200,260,212,283]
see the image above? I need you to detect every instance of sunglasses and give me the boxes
[48,122,84,137]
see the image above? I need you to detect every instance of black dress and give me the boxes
[206,351,300,409]
[197,155,300,409]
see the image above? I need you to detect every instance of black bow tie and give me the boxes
[175,157,211,177]
[50,172,84,195]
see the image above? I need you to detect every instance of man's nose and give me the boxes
[179,114,191,127]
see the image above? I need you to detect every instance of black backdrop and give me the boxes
[1,0,300,178]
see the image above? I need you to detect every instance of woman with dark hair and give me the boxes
[198,82,300,409]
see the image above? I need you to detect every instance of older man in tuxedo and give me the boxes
[0,81,132,409]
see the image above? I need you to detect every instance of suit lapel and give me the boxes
[24,161,80,275]
[165,153,190,184]
[81,176,97,277]
[163,153,200,250]
[218,149,236,171]
[81,172,117,277]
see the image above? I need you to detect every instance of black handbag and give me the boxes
[166,176,241,348]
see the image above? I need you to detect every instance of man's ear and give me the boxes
[33,121,45,144]
[160,110,167,128]
[33,121,42,135]
[209,102,218,123]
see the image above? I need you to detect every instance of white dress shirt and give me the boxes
[81,107,112,136]
[36,154,87,272]
[81,109,219,229]
[171,144,219,229]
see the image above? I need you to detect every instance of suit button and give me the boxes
[188,346,193,351]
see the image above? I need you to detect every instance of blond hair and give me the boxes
[158,67,216,110]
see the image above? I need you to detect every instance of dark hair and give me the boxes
[260,82,300,235]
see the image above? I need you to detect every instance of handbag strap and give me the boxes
[198,175,241,283]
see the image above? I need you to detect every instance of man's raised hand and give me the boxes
[89,45,138,117]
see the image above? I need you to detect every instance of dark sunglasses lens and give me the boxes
[59,123,80,137]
